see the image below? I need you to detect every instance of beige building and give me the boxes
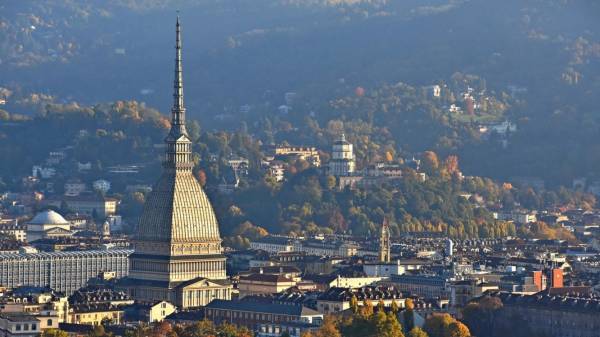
[49,196,118,219]
[316,286,406,314]
[0,224,26,242]
[238,274,297,298]
[119,18,231,309]
[25,210,72,242]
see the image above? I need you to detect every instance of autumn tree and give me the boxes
[423,313,454,337]
[42,329,69,337]
[444,322,470,337]
[408,327,429,337]
[315,316,341,337]
[421,151,440,175]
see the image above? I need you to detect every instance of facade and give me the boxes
[298,239,358,257]
[257,321,320,337]
[316,286,406,314]
[64,180,87,197]
[67,304,124,326]
[0,224,26,243]
[125,301,177,323]
[0,290,69,323]
[25,210,72,243]
[389,274,448,299]
[273,146,321,167]
[0,249,131,295]
[328,134,355,177]
[238,274,297,298]
[250,237,295,254]
[47,196,118,218]
[363,261,404,277]
[449,280,498,307]
[204,299,322,331]
[120,18,231,309]
[490,291,600,337]
[0,314,40,337]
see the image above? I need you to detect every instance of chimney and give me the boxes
[532,271,543,292]
[551,269,563,288]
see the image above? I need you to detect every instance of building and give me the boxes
[257,321,320,337]
[46,196,118,219]
[328,134,355,177]
[0,288,69,323]
[388,274,448,299]
[92,180,111,194]
[363,259,427,278]
[449,280,498,307]
[64,180,87,197]
[0,224,26,242]
[379,218,391,263]
[250,237,295,254]
[488,292,600,337]
[299,239,358,258]
[238,274,297,298]
[25,210,72,243]
[119,18,232,309]
[204,299,322,331]
[0,250,131,295]
[316,286,406,314]
[0,314,40,337]
[124,301,177,323]
[67,304,124,326]
[272,146,321,167]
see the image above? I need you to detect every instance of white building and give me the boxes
[328,134,355,177]
[25,210,72,243]
[92,179,111,194]
[31,166,55,179]
[64,179,86,197]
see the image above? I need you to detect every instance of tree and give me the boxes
[196,169,207,187]
[42,330,69,337]
[382,311,405,337]
[421,151,439,175]
[377,299,385,312]
[350,295,359,314]
[315,316,341,337]
[444,322,470,337]
[423,314,454,337]
[360,299,374,317]
[408,327,429,337]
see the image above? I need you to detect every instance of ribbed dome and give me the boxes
[136,170,221,244]
[29,210,68,225]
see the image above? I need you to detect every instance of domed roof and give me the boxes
[29,210,68,225]
[136,171,222,245]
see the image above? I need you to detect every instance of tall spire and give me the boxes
[171,15,187,136]
[165,16,192,169]
[379,217,391,263]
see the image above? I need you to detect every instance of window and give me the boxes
[24,324,29,331]
[47,319,53,326]
[15,324,21,331]
[31,324,37,331]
